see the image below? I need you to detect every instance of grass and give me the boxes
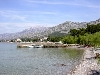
[97,58,100,64]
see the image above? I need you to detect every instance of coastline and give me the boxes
[16,42,100,75]
[67,47,100,75]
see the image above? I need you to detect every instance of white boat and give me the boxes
[27,45,34,48]
[34,45,43,48]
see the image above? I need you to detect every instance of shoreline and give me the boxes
[67,47,100,75]
[16,42,100,75]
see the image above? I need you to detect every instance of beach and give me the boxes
[68,47,100,75]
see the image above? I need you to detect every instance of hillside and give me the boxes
[0,18,100,40]
[43,18,100,36]
[0,26,49,40]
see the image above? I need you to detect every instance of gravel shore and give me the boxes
[68,47,100,75]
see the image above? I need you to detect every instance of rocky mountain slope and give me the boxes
[0,26,49,40]
[0,18,100,40]
[40,18,100,36]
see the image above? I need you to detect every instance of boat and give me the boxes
[34,45,43,48]
[27,44,36,48]
[27,45,34,48]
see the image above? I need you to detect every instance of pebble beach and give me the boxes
[68,47,100,75]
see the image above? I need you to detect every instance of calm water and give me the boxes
[0,42,83,75]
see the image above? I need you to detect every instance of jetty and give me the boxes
[17,42,69,48]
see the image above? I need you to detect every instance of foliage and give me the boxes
[86,23,100,34]
[10,40,15,42]
[61,35,78,44]
[47,36,62,42]
[62,31,100,46]
[46,23,100,46]
[97,58,100,64]
[70,28,86,36]
[48,31,67,37]
[70,23,100,36]
[21,38,40,42]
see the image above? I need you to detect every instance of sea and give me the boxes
[0,42,84,75]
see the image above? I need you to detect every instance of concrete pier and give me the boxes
[17,42,68,48]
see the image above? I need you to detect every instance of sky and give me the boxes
[0,0,100,34]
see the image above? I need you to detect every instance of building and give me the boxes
[16,39,22,42]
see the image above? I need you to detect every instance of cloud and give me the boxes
[25,0,67,4]
[24,0,100,8]
[0,22,55,33]
[76,0,100,8]
[0,10,58,24]
[0,10,27,21]
[24,0,79,5]
[10,15,26,21]
[0,10,57,18]
[0,22,38,33]
[23,11,57,15]
[38,11,57,15]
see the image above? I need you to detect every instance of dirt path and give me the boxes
[68,48,100,75]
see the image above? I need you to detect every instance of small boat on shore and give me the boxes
[27,44,36,48]
[27,45,34,48]
[34,45,43,48]
[27,44,43,48]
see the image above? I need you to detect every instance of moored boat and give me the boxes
[27,45,34,48]
[34,45,43,48]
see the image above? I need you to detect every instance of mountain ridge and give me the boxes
[0,18,100,40]
[40,18,100,36]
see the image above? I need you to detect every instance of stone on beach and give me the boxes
[68,48,100,75]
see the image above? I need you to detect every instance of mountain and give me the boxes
[17,26,49,38]
[0,26,49,40]
[40,18,100,36]
[0,18,100,40]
